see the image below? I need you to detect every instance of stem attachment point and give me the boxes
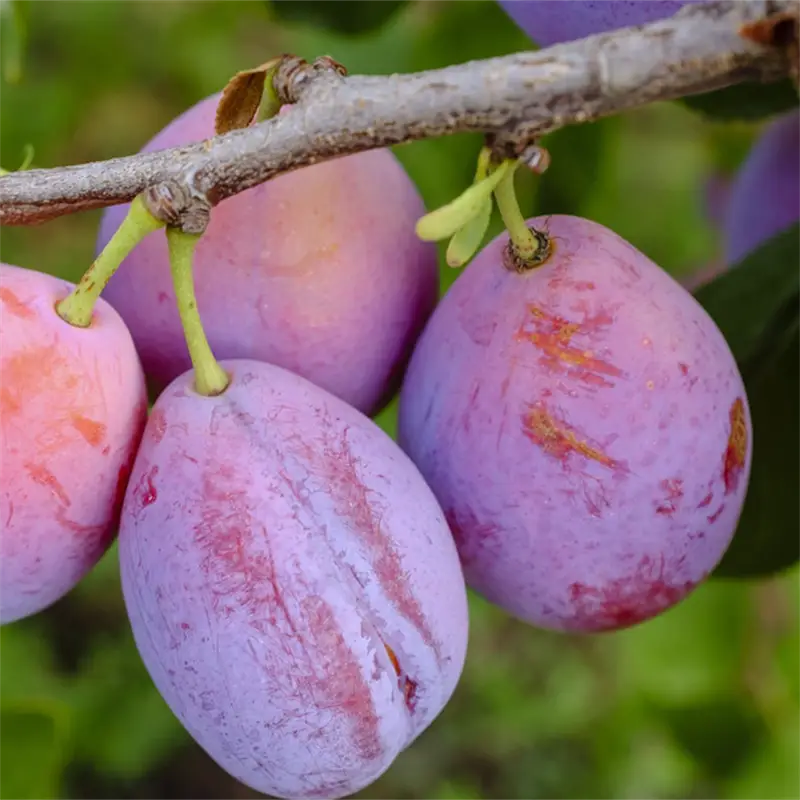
[56,194,163,328]
[493,163,552,271]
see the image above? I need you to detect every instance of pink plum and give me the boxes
[96,94,439,415]
[0,263,147,623]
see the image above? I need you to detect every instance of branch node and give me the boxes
[740,7,800,86]
[519,143,551,175]
[142,180,211,235]
[273,54,348,105]
[486,128,556,163]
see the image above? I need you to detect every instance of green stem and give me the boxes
[474,146,493,182]
[166,227,229,397]
[493,162,540,263]
[56,194,163,327]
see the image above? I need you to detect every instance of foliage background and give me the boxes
[0,2,797,799]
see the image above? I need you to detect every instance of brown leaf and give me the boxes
[215,57,284,135]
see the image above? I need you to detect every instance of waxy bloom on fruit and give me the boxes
[118,359,469,799]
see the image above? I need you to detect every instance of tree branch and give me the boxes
[0,0,795,228]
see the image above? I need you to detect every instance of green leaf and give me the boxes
[724,715,800,799]
[713,318,799,578]
[269,0,407,36]
[0,623,65,702]
[680,79,799,122]
[655,695,770,780]
[693,224,799,577]
[0,0,28,84]
[611,580,750,704]
[694,224,799,375]
[70,633,186,777]
[0,708,67,799]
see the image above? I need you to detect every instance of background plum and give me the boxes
[722,112,800,266]
[118,359,469,799]
[96,93,439,416]
[398,215,752,633]
[0,263,147,624]
[498,0,698,47]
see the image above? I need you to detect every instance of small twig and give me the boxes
[0,0,794,229]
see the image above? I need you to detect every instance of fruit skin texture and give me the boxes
[398,215,752,633]
[118,359,469,799]
[96,94,439,416]
[722,112,800,265]
[0,263,147,624]
[499,1,697,47]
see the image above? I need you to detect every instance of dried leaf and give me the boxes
[215,57,284,135]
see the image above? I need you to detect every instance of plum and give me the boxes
[398,215,751,633]
[118,359,469,799]
[499,0,698,47]
[96,93,439,416]
[722,112,800,265]
[0,263,147,624]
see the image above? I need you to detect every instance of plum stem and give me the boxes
[493,162,540,264]
[56,194,163,328]
[166,227,230,397]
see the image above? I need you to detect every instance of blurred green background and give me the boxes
[1,2,798,799]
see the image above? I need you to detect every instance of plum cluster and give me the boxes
[1,71,767,798]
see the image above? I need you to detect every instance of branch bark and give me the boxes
[0,0,795,227]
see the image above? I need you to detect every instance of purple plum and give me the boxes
[1,263,147,624]
[398,215,751,633]
[96,93,439,416]
[118,359,469,799]
[722,111,800,265]
[499,0,698,47]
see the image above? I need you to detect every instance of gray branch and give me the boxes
[0,0,795,227]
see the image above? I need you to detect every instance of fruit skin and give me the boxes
[398,215,752,633]
[118,359,469,799]
[722,112,800,265]
[0,263,147,624]
[96,94,439,416]
[499,0,697,47]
